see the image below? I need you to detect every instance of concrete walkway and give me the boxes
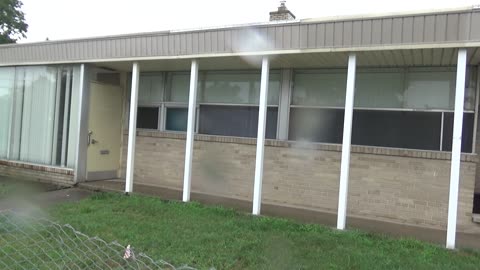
[79,178,480,250]
[0,177,92,212]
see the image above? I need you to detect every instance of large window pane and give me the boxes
[200,72,280,105]
[199,105,277,139]
[138,74,163,104]
[0,68,15,158]
[355,72,404,108]
[352,111,441,150]
[166,107,188,131]
[167,73,190,102]
[2,66,79,167]
[405,71,455,110]
[288,108,444,151]
[292,72,347,106]
[17,66,58,164]
[294,69,473,111]
[442,112,474,153]
[288,108,344,143]
[137,107,159,129]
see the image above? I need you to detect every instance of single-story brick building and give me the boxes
[1,3,480,249]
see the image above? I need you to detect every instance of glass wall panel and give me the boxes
[0,68,15,158]
[18,66,58,164]
[292,72,347,106]
[2,65,80,167]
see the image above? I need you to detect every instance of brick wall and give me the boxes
[0,160,74,186]
[121,131,480,233]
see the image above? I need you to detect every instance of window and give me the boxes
[137,107,159,129]
[197,71,281,138]
[289,108,344,143]
[199,106,278,138]
[134,71,282,138]
[352,111,442,150]
[0,68,15,159]
[0,66,80,167]
[165,73,189,131]
[289,68,476,152]
[166,107,188,132]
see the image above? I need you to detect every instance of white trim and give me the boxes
[182,60,199,202]
[125,62,140,193]
[446,48,467,249]
[252,57,270,215]
[278,69,292,140]
[73,64,90,183]
[337,53,357,230]
[61,69,72,166]
[472,67,480,153]
[51,69,62,164]
[440,112,445,151]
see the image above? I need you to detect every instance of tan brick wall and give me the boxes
[121,132,479,233]
[0,161,74,186]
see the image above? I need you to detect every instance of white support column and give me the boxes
[125,62,140,194]
[337,53,357,230]
[446,48,467,249]
[182,60,199,202]
[252,57,270,215]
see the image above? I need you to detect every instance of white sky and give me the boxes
[20,0,480,43]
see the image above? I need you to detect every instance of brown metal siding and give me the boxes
[1,9,480,65]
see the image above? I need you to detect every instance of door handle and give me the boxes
[87,131,93,146]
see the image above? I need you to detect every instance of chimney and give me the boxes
[269,1,296,21]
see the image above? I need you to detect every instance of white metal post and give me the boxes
[446,48,467,249]
[125,62,140,194]
[182,60,199,202]
[337,53,357,230]
[252,57,270,215]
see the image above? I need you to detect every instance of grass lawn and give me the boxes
[44,192,480,270]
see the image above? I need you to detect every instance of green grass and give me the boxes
[45,192,480,270]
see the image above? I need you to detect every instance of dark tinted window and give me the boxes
[288,108,344,143]
[199,105,277,139]
[352,111,442,150]
[166,108,188,132]
[137,107,159,129]
[442,112,474,153]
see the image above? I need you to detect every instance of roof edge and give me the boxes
[301,5,479,23]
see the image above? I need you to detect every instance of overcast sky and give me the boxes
[19,0,480,43]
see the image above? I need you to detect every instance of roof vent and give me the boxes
[269,1,296,21]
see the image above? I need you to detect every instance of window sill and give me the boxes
[128,129,478,163]
[0,160,74,175]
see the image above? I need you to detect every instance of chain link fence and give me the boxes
[0,210,196,270]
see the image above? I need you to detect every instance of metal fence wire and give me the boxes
[0,210,197,270]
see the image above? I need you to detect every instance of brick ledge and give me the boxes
[0,160,74,175]
[128,129,478,163]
